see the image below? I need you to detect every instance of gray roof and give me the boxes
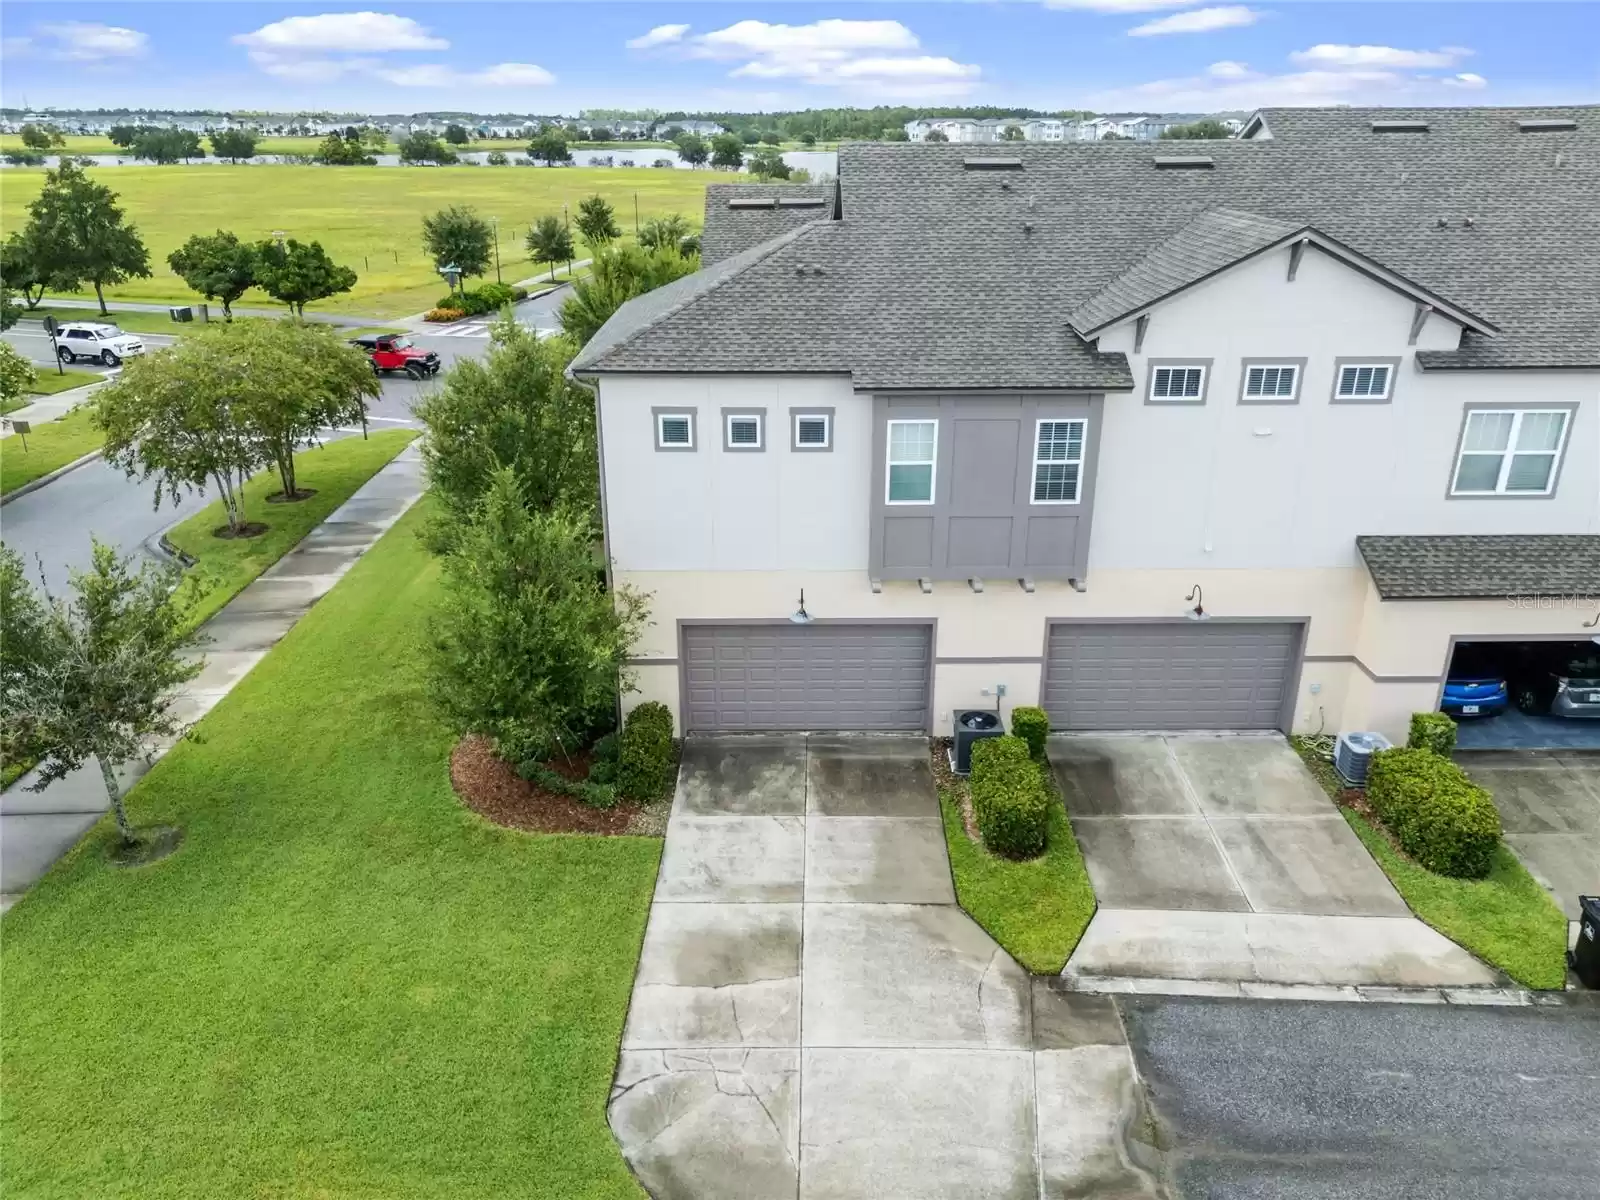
[701,184,837,266]
[1246,105,1593,140]
[1356,535,1600,600]
[578,106,1600,388]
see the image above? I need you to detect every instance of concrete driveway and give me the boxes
[609,734,1167,1200]
[1457,749,1600,921]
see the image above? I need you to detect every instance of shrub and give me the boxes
[473,281,517,309]
[1366,747,1501,879]
[970,735,1050,859]
[1407,711,1458,757]
[486,150,509,166]
[425,307,466,323]
[618,701,677,801]
[518,759,619,808]
[1009,706,1049,760]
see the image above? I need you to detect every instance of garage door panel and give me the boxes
[1044,623,1300,731]
[682,624,931,732]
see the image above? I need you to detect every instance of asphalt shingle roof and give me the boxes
[577,106,1600,388]
[700,183,837,265]
[1356,535,1600,600]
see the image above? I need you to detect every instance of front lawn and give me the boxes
[24,367,102,396]
[937,753,1097,974]
[165,430,417,630]
[0,500,662,1199]
[0,407,103,494]
[1291,738,1568,989]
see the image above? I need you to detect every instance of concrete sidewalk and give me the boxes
[0,443,425,912]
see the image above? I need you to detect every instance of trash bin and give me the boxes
[1572,896,1600,989]
[952,709,1004,775]
[169,306,193,323]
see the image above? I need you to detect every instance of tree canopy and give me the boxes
[1,230,48,309]
[674,133,708,166]
[637,213,692,254]
[131,128,205,164]
[19,124,64,150]
[0,342,36,408]
[166,230,257,318]
[528,129,573,166]
[444,123,471,145]
[710,132,745,170]
[398,132,459,165]
[558,243,698,347]
[1161,119,1233,140]
[524,216,574,281]
[748,148,791,180]
[316,132,378,165]
[421,206,494,283]
[22,159,151,314]
[252,238,357,316]
[574,194,622,248]
[209,129,259,162]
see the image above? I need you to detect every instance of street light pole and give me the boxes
[492,215,502,283]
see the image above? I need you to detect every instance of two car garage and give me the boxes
[679,620,1304,734]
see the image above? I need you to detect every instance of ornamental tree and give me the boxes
[167,230,257,319]
[23,159,151,314]
[209,129,259,162]
[252,238,357,316]
[574,194,622,248]
[421,206,493,283]
[524,215,574,281]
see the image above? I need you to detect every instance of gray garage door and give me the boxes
[682,624,932,732]
[1043,622,1302,731]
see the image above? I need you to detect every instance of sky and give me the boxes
[1,2,1595,115]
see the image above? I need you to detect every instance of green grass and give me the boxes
[24,367,101,396]
[0,406,102,494]
[165,431,418,630]
[1,165,712,318]
[938,767,1097,974]
[14,305,270,336]
[0,499,662,1199]
[1291,738,1569,989]
[0,134,395,157]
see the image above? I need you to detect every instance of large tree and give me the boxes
[1161,119,1232,141]
[22,159,151,314]
[106,124,140,149]
[166,230,257,319]
[528,129,573,166]
[414,317,599,543]
[574,194,622,248]
[209,129,259,162]
[398,132,458,165]
[558,243,698,347]
[444,123,471,145]
[19,123,64,150]
[674,132,708,166]
[748,148,791,180]
[524,216,574,282]
[316,132,377,165]
[710,132,745,170]
[131,128,205,164]
[420,206,493,284]
[2,541,200,848]
[0,231,48,309]
[252,238,357,316]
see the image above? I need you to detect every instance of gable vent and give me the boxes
[1152,156,1214,170]
[777,196,829,208]
[963,157,1023,170]
[1371,120,1429,133]
[1518,118,1578,133]
[727,197,778,210]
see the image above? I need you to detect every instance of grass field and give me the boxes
[0,406,101,494]
[0,499,662,1199]
[14,304,209,336]
[24,367,101,396]
[1,164,712,317]
[0,134,396,157]
[166,430,417,631]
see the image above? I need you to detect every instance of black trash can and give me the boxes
[952,709,1004,775]
[1572,896,1600,989]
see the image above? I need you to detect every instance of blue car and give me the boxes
[1440,645,1509,718]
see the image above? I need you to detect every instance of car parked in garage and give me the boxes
[1511,643,1600,719]
[1440,644,1510,718]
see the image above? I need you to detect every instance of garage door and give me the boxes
[682,624,932,732]
[1043,622,1301,731]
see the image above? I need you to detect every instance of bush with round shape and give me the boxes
[1366,746,1501,879]
[969,735,1050,859]
[1407,711,1457,757]
[1009,706,1049,760]
[618,701,676,801]
[425,307,466,323]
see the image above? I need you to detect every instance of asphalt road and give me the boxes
[1121,995,1600,1200]
[2,322,177,372]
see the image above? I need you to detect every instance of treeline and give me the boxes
[647,105,1096,141]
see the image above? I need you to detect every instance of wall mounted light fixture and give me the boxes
[1584,604,1600,630]
[790,589,813,625]
[1185,584,1209,622]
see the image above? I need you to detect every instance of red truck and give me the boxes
[350,334,441,379]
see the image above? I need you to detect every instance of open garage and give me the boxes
[1441,637,1600,750]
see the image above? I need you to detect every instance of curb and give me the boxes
[156,532,198,568]
[0,449,105,506]
[1057,974,1600,1007]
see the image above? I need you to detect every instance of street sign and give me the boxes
[7,418,29,450]
[40,316,64,375]
[41,315,58,336]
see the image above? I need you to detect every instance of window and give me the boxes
[1148,363,1208,403]
[724,412,762,450]
[654,410,694,450]
[1335,363,1392,401]
[1451,408,1571,496]
[1241,361,1301,402]
[1032,419,1086,504]
[886,419,936,504]
[793,411,832,451]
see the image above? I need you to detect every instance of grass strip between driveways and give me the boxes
[0,406,103,495]
[938,767,1097,975]
[1291,738,1568,990]
[164,429,417,631]
[0,498,662,1200]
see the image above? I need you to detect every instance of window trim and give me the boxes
[1030,417,1087,506]
[1447,403,1576,500]
[1145,358,1213,406]
[791,408,835,453]
[885,418,938,506]
[652,407,696,452]
[1237,357,1307,405]
[720,407,766,453]
[1329,356,1401,404]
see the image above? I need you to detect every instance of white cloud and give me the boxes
[693,19,921,62]
[682,19,979,98]
[1128,6,1260,37]
[35,22,148,61]
[234,12,447,53]
[1044,0,1197,11]
[1443,72,1488,89]
[1289,43,1471,70]
[627,24,690,51]
[1083,60,1472,110]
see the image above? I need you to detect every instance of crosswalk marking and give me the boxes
[432,321,492,338]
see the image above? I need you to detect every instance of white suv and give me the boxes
[56,322,145,367]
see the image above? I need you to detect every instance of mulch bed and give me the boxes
[449,734,650,835]
[211,521,270,539]
[266,488,318,504]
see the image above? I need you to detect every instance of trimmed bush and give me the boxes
[618,701,677,801]
[518,759,619,808]
[424,307,466,323]
[969,735,1050,859]
[1367,747,1501,879]
[1009,706,1049,760]
[1407,711,1458,757]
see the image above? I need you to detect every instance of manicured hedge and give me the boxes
[1407,711,1458,757]
[970,735,1050,859]
[1367,747,1501,879]
[1009,706,1049,760]
[618,701,677,801]
[432,282,529,317]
